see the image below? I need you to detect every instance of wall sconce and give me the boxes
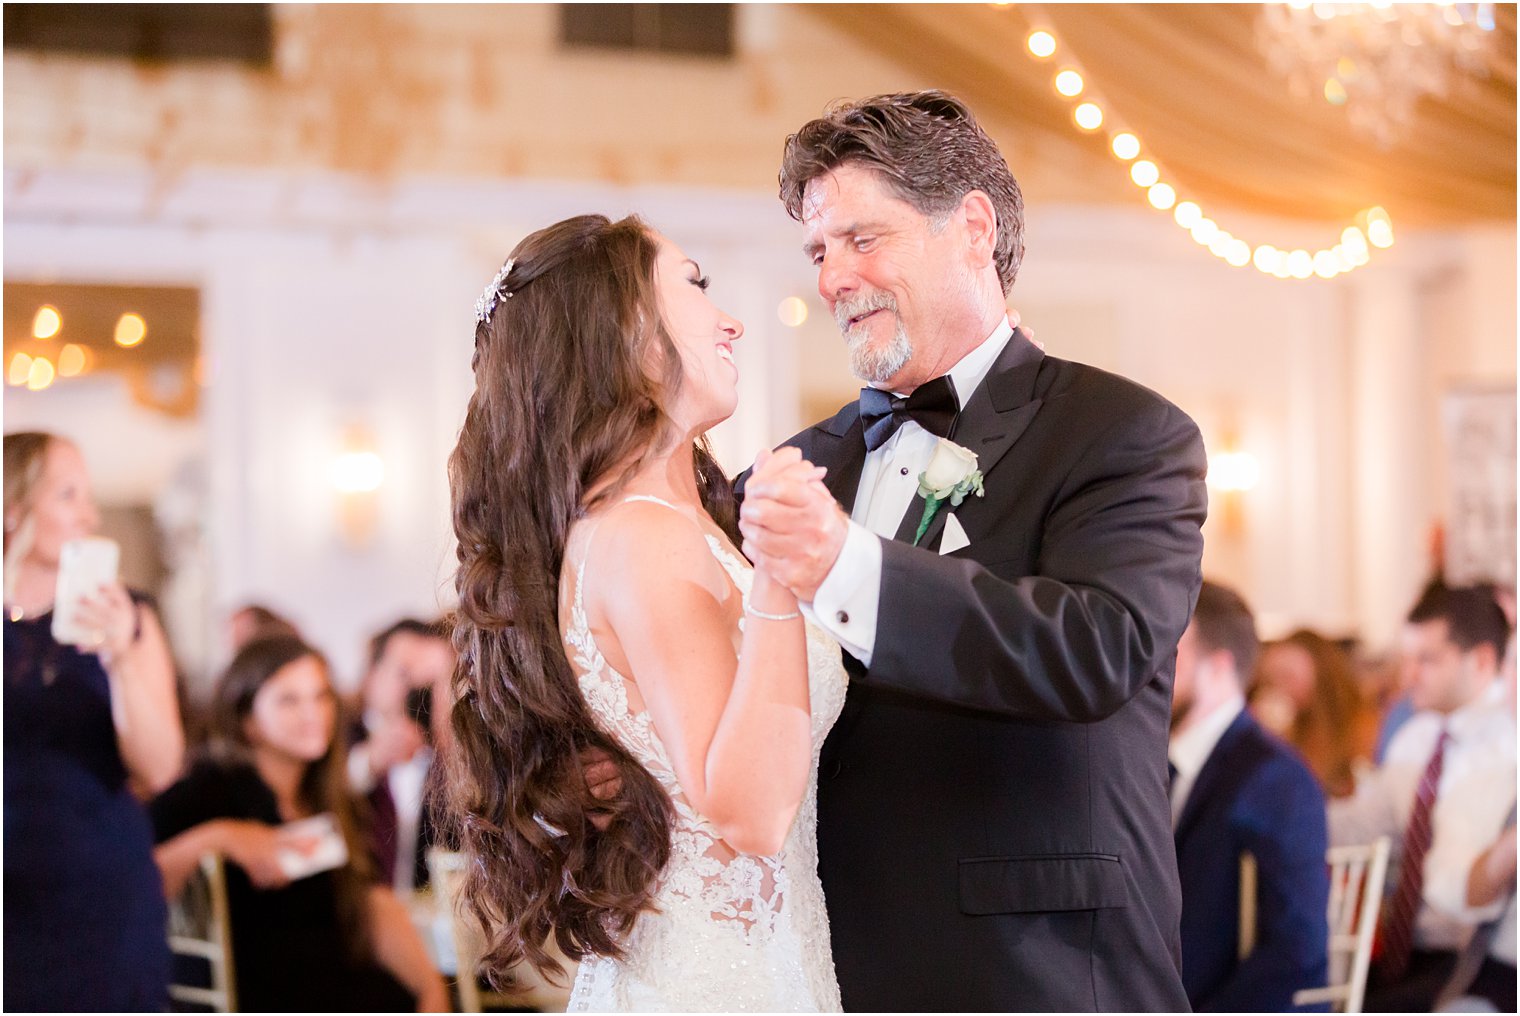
[331,424,384,548]
[1206,438,1260,536]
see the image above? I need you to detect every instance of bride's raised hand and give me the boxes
[740,448,839,601]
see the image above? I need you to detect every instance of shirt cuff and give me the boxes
[804,519,882,666]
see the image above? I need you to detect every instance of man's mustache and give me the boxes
[834,291,898,336]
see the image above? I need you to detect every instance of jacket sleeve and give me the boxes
[867,396,1208,722]
[1198,760,1331,1012]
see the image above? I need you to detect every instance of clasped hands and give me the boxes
[738,446,849,604]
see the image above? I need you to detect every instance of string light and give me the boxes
[1027,30,1056,58]
[8,353,34,386]
[777,296,808,327]
[114,312,147,347]
[58,344,89,377]
[1147,183,1177,210]
[1073,102,1103,130]
[26,356,56,391]
[32,306,61,340]
[1023,23,1394,279]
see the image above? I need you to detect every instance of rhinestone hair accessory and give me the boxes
[474,257,516,324]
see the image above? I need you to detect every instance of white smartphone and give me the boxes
[50,537,120,647]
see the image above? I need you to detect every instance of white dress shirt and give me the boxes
[1168,693,1245,828]
[387,747,433,893]
[1329,681,1517,951]
[808,317,1015,664]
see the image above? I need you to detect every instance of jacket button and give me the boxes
[836,610,849,625]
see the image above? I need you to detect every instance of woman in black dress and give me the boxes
[151,634,447,1012]
[3,431,184,1012]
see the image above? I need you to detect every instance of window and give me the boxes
[3,4,274,66]
[560,4,734,58]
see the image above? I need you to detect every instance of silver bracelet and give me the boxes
[745,603,801,622]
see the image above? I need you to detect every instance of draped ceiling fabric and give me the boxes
[806,4,1516,228]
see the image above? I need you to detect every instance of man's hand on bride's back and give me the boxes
[582,746,621,832]
[739,446,844,603]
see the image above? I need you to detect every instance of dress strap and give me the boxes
[621,494,682,511]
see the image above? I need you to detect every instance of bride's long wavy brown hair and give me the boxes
[444,214,737,982]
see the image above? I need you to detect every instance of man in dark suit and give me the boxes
[738,91,1207,1010]
[1169,581,1329,1011]
[348,618,455,892]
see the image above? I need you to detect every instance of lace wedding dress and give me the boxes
[562,496,847,1012]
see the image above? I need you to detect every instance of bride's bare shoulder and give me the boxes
[579,498,726,600]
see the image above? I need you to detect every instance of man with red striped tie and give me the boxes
[1331,582,1515,1011]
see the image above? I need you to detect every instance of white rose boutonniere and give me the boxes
[913,437,985,546]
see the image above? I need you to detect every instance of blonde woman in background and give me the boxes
[3,431,183,1011]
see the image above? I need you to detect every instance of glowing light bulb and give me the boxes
[777,296,808,328]
[9,353,34,386]
[1226,240,1252,267]
[26,356,56,391]
[1027,31,1056,58]
[1147,183,1176,210]
[58,344,88,377]
[1313,250,1341,278]
[1287,250,1314,279]
[1073,103,1103,130]
[1253,245,1281,274]
[332,451,385,493]
[1129,160,1159,187]
[1173,201,1202,229]
[32,305,61,340]
[1110,133,1140,160]
[1208,452,1260,492]
[1054,70,1084,97]
[1190,219,1219,246]
[1365,207,1395,249]
[114,312,147,348]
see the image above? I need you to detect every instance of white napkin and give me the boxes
[940,513,971,555]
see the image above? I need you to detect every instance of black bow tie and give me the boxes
[859,375,960,453]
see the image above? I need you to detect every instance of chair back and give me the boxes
[427,848,574,1012]
[1292,836,1392,1014]
[1238,851,1258,960]
[167,852,238,1012]
[426,849,484,1012]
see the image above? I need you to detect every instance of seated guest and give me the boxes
[1250,629,1379,798]
[151,635,447,1013]
[1171,581,1329,1012]
[1331,584,1516,1012]
[347,618,454,892]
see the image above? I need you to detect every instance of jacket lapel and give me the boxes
[814,410,869,516]
[892,328,1047,549]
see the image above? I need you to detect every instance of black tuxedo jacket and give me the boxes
[743,331,1207,1010]
[1174,711,1329,1012]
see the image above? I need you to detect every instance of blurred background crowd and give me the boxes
[3,3,1515,1013]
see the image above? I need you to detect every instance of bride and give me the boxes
[445,214,846,1011]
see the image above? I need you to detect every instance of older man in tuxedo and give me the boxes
[738,91,1207,1010]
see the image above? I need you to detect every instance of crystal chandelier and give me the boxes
[1257,3,1501,148]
